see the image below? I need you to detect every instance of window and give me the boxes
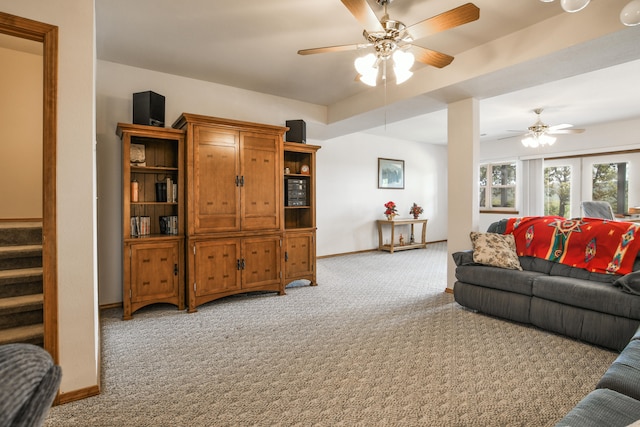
[592,162,628,215]
[544,165,572,217]
[479,162,516,210]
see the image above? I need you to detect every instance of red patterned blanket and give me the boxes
[504,216,640,275]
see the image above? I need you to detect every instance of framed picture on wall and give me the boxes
[378,158,404,189]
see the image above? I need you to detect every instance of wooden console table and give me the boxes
[377,218,428,253]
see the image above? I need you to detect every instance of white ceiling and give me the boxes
[95,0,640,144]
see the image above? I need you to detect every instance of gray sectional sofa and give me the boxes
[556,326,640,426]
[453,218,640,351]
[453,217,640,426]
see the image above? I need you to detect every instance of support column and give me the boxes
[447,98,479,290]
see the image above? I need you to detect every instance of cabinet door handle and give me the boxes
[174,264,178,275]
[284,251,288,262]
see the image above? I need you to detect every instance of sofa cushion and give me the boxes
[549,262,617,284]
[470,231,522,271]
[554,388,640,427]
[532,275,640,319]
[454,281,531,324]
[597,339,640,401]
[615,271,640,296]
[518,256,554,274]
[455,265,543,296]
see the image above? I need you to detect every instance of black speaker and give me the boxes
[133,91,165,127]
[286,119,306,143]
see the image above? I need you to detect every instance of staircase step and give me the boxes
[0,323,44,346]
[0,222,42,246]
[0,244,42,258]
[0,293,44,313]
[0,244,42,270]
[0,268,43,299]
[0,267,43,284]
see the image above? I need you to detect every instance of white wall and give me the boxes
[478,117,640,231]
[314,133,447,256]
[97,61,448,305]
[0,0,99,397]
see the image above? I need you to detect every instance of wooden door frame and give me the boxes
[0,12,59,364]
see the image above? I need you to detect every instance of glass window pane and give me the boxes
[544,165,571,217]
[479,188,486,208]
[479,165,487,187]
[491,187,515,208]
[592,162,628,214]
[491,163,516,186]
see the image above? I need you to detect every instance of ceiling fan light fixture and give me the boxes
[621,0,640,25]
[540,133,557,146]
[560,0,590,12]
[394,67,413,84]
[521,133,556,148]
[392,49,414,71]
[355,53,377,76]
[521,135,538,148]
[359,71,378,86]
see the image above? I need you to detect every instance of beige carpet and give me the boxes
[44,242,617,426]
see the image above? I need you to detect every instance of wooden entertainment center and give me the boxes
[118,114,319,318]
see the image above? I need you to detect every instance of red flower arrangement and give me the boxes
[409,203,424,219]
[384,201,398,218]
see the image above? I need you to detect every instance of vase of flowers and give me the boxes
[384,201,398,220]
[409,203,424,219]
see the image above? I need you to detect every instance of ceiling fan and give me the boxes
[298,0,480,86]
[508,108,586,148]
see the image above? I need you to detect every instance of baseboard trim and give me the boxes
[318,240,447,259]
[55,384,100,405]
[100,302,123,311]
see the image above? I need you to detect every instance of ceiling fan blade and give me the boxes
[548,123,573,130]
[341,0,384,32]
[298,43,371,55]
[498,134,525,140]
[406,3,480,41]
[548,128,585,134]
[412,46,454,68]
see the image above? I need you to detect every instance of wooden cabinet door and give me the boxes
[240,132,280,231]
[130,242,179,304]
[285,232,314,279]
[193,126,240,233]
[242,235,281,290]
[193,239,241,297]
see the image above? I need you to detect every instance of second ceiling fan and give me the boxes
[298,0,480,85]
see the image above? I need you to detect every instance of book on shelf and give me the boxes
[130,216,151,237]
[155,178,177,203]
[155,182,167,202]
[159,215,178,235]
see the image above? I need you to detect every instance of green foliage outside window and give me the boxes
[592,163,628,214]
[480,162,516,209]
[544,166,571,218]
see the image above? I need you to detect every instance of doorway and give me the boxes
[0,12,59,367]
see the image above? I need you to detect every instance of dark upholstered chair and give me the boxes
[0,343,61,427]
[581,200,616,220]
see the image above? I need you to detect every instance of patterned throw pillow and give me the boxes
[470,232,522,270]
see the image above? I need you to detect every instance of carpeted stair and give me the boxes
[0,222,43,346]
